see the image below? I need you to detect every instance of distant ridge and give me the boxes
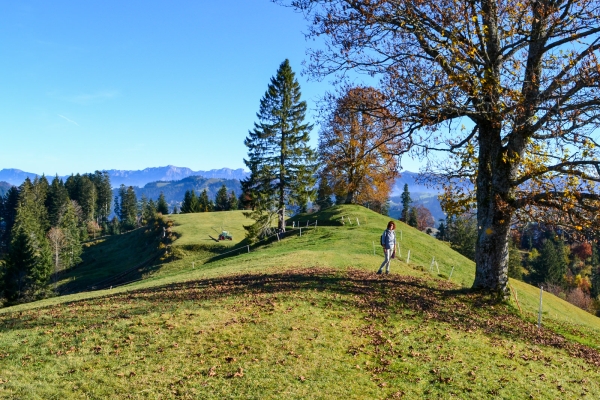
[0,181,13,197]
[0,166,249,188]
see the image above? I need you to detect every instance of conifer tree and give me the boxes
[534,238,567,285]
[116,185,138,230]
[2,179,52,303]
[59,200,82,269]
[228,190,238,211]
[215,185,229,211]
[157,192,169,215]
[180,190,193,213]
[198,189,211,212]
[408,207,418,228]
[400,184,411,223]
[243,59,317,233]
[46,176,69,227]
[0,186,19,252]
[91,171,112,225]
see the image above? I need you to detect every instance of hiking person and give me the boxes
[377,221,396,275]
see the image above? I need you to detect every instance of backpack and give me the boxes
[380,230,386,246]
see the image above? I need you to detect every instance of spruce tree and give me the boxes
[59,201,82,269]
[198,189,211,212]
[91,171,112,226]
[2,179,53,303]
[401,184,411,223]
[215,185,229,211]
[535,238,567,285]
[435,221,446,241]
[243,59,317,233]
[157,192,169,215]
[408,207,418,228]
[116,185,138,230]
[0,186,19,251]
[180,190,193,213]
[228,190,238,211]
[46,176,69,227]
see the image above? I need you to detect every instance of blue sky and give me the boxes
[1,0,422,175]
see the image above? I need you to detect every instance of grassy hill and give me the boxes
[1,205,599,398]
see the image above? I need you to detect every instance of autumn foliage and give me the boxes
[318,87,404,209]
[289,0,600,295]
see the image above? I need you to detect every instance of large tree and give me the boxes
[288,0,600,295]
[243,59,317,232]
[2,178,52,303]
[318,86,403,207]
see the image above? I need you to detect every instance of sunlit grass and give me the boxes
[1,205,600,398]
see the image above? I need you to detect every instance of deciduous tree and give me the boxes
[287,0,600,295]
[318,87,403,207]
[415,205,435,231]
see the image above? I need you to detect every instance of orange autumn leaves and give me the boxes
[318,87,406,208]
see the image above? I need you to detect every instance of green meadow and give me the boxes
[1,205,599,398]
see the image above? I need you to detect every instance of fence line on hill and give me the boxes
[86,219,323,292]
[84,215,458,294]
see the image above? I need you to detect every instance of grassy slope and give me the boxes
[54,225,166,294]
[1,205,600,399]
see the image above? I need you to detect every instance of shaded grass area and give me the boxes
[1,268,598,399]
[55,225,167,294]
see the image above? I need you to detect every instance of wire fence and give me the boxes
[85,220,322,292]
[81,214,457,293]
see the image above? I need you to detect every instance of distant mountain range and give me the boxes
[0,166,249,188]
[122,176,241,211]
[0,166,447,220]
[0,166,444,193]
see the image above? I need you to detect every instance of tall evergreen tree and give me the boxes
[182,190,201,213]
[65,174,96,223]
[228,190,238,211]
[534,238,567,286]
[59,201,82,269]
[91,171,112,225]
[407,207,418,228]
[157,192,169,215]
[215,185,229,211]
[116,185,138,230]
[243,59,317,232]
[46,176,69,227]
[198,189,212,212]
[400,184,411,223]
[0,186,19,252]
[2,179,53,303]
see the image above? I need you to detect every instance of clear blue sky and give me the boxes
[0,0,422,176]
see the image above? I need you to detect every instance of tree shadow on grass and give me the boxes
[2,267,599,366]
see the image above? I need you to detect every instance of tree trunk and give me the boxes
[345,190,355,204]
[473,123,513,296]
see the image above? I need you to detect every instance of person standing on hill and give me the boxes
[377,221,396,275]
